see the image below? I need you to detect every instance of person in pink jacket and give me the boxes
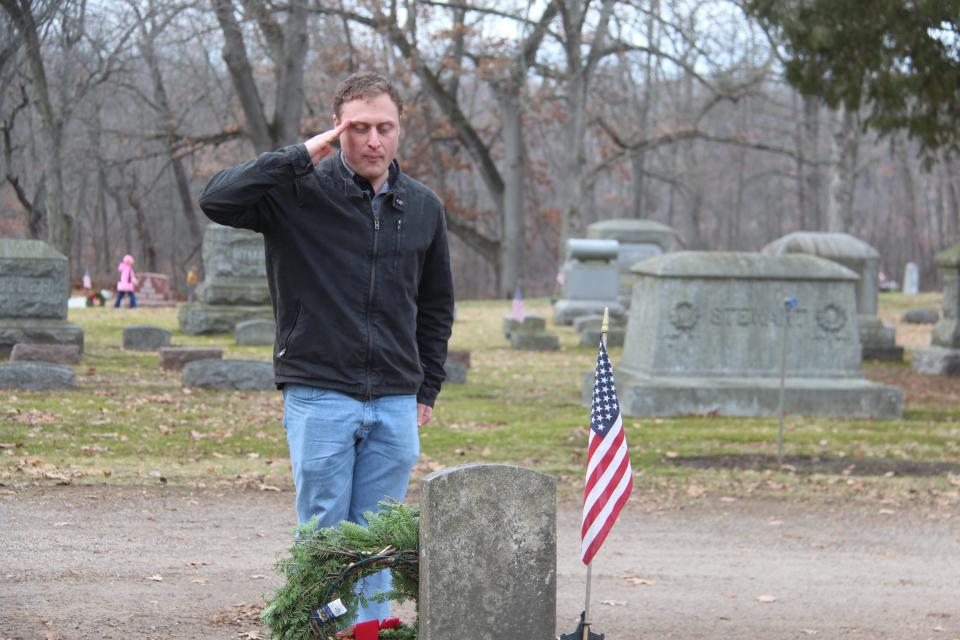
[114,254,138,308]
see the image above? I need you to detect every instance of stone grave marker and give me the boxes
[0,362,75,390]
[901,308,939,325]
[135,272,174,306]
[0,239,84,357]
[586,218,680,299]
[903,262,920,295]
[912,243,960,376]
[10,343,81,365]
[178,224,273,334]
[553,239,625,325]
[763,232,903,361]
[503,314,546,338]
[585,252,903,418]
[122,325,172,351]
[159,347,223,370]
[235,318,276,346]
[443,349,470,384]
[419,464,556,640]
[182,359,274,390]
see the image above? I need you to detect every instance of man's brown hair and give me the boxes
[333,72,404,118]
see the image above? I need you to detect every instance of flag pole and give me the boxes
[581,306,610,640]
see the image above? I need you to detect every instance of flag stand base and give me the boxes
[559,610,605,640]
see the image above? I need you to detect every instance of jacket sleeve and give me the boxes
[415,208,455,407]
[198,144,314,233]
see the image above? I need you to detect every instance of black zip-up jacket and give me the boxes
[198,144,454,406]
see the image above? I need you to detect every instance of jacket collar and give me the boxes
[334,153,407,211]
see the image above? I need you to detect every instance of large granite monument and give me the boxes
[912,243,960,376]
[586,218,680,299]
[584,252,902,418]
[0,239,84,357]
[762,232,903,361]
[553,239,625,325]
[178,224,273,334]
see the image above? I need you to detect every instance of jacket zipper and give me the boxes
[276,301,302,359]
[393,217,403,270]
[365,199,380,399]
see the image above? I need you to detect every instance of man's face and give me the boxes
[334,93,401,188]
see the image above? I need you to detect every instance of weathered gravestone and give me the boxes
[0,240,84,358]
[178,224,273,334]
[586,218,680,300]
[419,464,556,640]
[135,272,174,306]
[503,314,546,338]
[443,349,470,384]
[912,244,960,376]
[574,314,627,347]
[762,232,903,361]
[122,325,172,351]
[503,313,560,351]
[10,343,81,365]
[235,318,276,346]
[903,262,920,295]
[901,308,940,325]
[584,252,903,418]
[0,362,75,390]
[182,359,274,390]
[553,239,625,325]
[159,347,223,371]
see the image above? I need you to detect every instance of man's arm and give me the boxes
[198,122,350,231]
[415,208,455,420]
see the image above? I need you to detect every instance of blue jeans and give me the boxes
[282,385,419,623]
[114,291,137,308]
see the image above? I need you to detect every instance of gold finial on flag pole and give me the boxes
[601,307,609,338]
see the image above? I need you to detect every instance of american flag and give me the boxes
[511,285,525,323]
[581,341,633,565]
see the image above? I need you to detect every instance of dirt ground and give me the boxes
[2,485,958,640]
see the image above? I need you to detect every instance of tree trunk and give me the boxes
[498,88,525,298]
[824,104,859,233]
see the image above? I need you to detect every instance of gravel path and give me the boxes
[2,485,958,639]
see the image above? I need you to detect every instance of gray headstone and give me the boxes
[178,224,272,335]
[182,359,274,390]
[159,347,224,371]
[586,219,680,295]
[503,314,546,338]
[573,314,626,334]
[10,343,81,365]
[235,318,276,346]
[443,360,468,384]
[122,325,172,351]
[553,299,626,326]
[419,464,556,640]
[913,243,960,375]
[903,262,920,295]
[0,362,75,390]
[0,240,84,356]
[911,347,960,376]
[579,327,625,348]
[510,331,560,351]
[589,252,902,418]
[901,308,940,324]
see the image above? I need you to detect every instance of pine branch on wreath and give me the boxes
[261,500,420,640]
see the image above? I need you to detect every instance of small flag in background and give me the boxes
[511,285,525,323]
[581,342,633,565]
[82,270,92,290]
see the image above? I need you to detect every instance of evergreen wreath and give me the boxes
[261,501,420,640]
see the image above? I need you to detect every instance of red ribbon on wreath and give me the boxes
[336,618,402,640]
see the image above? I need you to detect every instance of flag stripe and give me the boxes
[581,469,633,564]
[581,444,631,530]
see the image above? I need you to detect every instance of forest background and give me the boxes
[2,0,958,300]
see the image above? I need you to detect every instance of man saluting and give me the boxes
[199,72,455,623]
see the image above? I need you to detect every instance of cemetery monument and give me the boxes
[586,218,680,299]
[584,252,903,418]
[762,232,903,361]
[0,239,84,357]
[178,224,273,334]
[912,243,960,376]
[553,238,625,325]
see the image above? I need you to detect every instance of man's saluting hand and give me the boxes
[304,119,351,166]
